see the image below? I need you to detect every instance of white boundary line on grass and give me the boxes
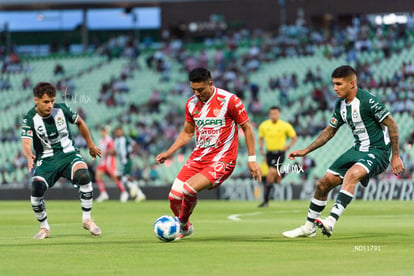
[227,212,262,221]
[227,210,301,221]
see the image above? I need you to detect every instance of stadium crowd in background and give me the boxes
[1,14,414,185]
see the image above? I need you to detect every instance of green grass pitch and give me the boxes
[0,200,413,275]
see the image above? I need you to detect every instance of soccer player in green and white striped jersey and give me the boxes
[283,65,404,238]
[114,127,146,201]
[21,82,102,239]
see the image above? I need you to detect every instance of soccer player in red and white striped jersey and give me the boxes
[156,68,261,239]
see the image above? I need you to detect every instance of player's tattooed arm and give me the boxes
[382,115,400,156]
[305,126,338,154]
[288,125,337,160]
[382,115,404,175]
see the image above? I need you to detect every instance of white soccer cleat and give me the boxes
[96,192,109,203]
[315,217,335,237]
[82,218,102,236]
[135,193,146,202]
[120,191,129,202]
[33,227,50,240]
[129,185,138,198]
[174,217,194,240]
[282,224,316,238]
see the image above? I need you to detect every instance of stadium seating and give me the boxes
[1,28,414,187]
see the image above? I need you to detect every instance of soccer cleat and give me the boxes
[82,218,102,236]
[315,217,335,237]
[33,228,50,239]
[135,194,146,202]
[282,225,316,238]
[120,191,129,202]
[174,217,194,240]
[129,185,138,198]
[258,202,269,208]
[96,192,109,203]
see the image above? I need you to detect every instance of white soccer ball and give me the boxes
[153,215,180,242]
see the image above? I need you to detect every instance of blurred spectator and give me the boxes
[54,63,65,75]
[22,76,32,90]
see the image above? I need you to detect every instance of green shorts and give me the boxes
[327,146,391,186]
[119,160,132,176]
[32,151,86,188]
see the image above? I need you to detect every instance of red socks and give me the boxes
[169,189,183,217]
[179,183,198,224]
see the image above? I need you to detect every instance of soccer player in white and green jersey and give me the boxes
[114,126,146,201]
[21,82,102,239]
[283,65,404,238]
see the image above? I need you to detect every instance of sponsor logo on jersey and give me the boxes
[354,129,366,135]
[195,118,224,127]
[330,117,338,126]
[200,129,222,135]
[352,109,358,119]
[57,116,64,126]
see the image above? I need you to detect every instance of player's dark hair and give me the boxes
[269,106,280,111]
[188,67,212,83]
[331,65,357,79]
[33,82,56,98]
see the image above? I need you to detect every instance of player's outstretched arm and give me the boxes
[288,125,337,160]
[382,115,405,175]
[156,121,195,164]
[240,121,262,182]
[75,116,102,160]
[22,138,35,171]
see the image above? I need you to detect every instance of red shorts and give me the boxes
[177,159,235,189]
[97,158,117,176]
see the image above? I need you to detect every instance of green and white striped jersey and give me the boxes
[114,135,135,164]
[329,88,390,152]
[21,103,79,161]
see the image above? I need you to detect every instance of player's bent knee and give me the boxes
[183,182,198,197]
[73,168,91,186]
[346,165,368,182]
[31,180,47,197]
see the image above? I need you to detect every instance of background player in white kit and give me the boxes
[114,126,146,202]
[156,68,261,240]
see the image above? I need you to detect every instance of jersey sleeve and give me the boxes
[228,95,249,125]
[285,123,296,138]
[21,115,34,139]
[368,95,390,123]
[184,98,194,123]
[329,101,344,129]
[60,103,79,124]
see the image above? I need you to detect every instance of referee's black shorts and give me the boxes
[266,150,286,170]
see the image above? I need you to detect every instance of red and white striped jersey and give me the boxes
[99,136,116,167]
[185,87,249,164]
